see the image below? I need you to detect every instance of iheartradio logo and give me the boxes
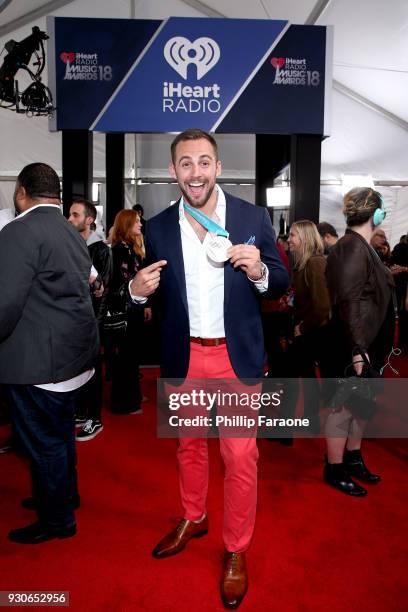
[60,52,76,64]
[164,36,220,80]
[271,57,286,69]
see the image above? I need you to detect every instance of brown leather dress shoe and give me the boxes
[220,551,248,609]
[152,516,208,559]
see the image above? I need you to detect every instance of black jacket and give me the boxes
[109,242,142,315]
[0,206,99,384]
[87,236,112,322]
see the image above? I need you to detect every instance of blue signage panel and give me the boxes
[217,25,327,134]
[48,17,161,130]
[48,17,331,135]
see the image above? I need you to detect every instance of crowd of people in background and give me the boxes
[1,183,407,460]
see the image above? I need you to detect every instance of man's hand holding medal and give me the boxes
[185,202,264,281]
[207,235,263,280]
[227,242,263,281]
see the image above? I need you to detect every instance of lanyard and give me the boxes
[183,201,229,238]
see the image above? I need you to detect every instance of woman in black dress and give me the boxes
[108,209,149,414]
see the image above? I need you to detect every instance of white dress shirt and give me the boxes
[131,187,268,338]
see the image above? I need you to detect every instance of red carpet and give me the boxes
[0,368,407,611]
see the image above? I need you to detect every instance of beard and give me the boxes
[69,219,87,232]
[76,220,87,232]
[179,180,216,209]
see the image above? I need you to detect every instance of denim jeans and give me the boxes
[8,384,78,529]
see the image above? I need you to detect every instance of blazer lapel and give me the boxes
[167,201,188,315]
[224,196,240,313]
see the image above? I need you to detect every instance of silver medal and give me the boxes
[206,235,232,263]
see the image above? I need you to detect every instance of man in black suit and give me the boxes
[0,163,99,544]
[130,129,288,609]
[68,198,112,441]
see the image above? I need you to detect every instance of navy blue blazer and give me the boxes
[145,192,289,378]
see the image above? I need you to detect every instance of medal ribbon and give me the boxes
[183,201,229,238]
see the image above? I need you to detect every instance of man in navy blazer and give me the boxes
[130,129,288,609]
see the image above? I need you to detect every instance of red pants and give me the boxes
[177,342,258,553]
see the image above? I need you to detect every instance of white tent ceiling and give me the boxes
[0,0,407,186]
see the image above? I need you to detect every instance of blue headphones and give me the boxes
[373,196,386,226]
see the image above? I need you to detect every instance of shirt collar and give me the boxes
[86,231,102,246]
[13,203,62,222]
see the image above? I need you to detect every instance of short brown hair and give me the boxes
[317,222,338,238]
[170,128,218,163]
[72,198,97,222]
[343,188,382,227]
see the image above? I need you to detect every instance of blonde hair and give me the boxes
[343,187,382,227]
[291,220,324,270]
[111,209,145,260]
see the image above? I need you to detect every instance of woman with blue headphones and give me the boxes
[324,187,395,496]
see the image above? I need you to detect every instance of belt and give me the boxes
[190,337,226,347]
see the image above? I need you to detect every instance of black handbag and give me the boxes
[103,281,129,337]
[329,351,384,420]
[102,311,127,337]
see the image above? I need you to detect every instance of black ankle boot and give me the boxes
[323,456,367,496]
[344,449,381,484]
